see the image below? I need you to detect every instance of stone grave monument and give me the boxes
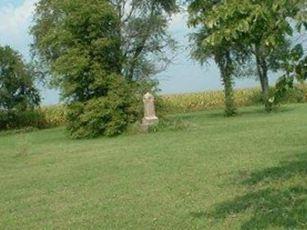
[141,92,159,130]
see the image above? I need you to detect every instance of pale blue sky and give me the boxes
[0,0,270,105]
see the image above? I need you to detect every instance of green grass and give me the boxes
[0,104,306,229]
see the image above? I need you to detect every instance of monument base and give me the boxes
[141,116,159,132]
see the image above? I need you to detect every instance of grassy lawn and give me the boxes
[0,104,306,229]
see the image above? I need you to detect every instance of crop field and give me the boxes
[39,86,307,128]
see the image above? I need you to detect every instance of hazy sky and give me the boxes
[0,0,268,105]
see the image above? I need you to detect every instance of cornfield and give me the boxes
[39,85,307,127]
[160,88,262,113]
[38,105,67,127]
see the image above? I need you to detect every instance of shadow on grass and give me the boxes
[243,154,307,186]
[191,153,307,229]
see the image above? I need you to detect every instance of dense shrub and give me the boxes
[0,110,46,131]
[279,85,306,103]
[248,85,307,106]
[66,80,141,139]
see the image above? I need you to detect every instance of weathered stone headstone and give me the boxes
[141,92,159,130]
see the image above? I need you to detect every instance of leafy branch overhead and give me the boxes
[113,0,179,81]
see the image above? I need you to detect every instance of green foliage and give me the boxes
[273,44,307,105]
[0,46,40,111]
[31,0,142,138]
[296,57,307,81]
[32,0,122,101]
[272,76,295,106]
[188,0,305,112]
[249,85,306,109]
[222,64,237,116]
[31,0,179,138]
[67,78,141,138]
[0,110,46,131]
[188,2,240,116]
[0,46,41,131]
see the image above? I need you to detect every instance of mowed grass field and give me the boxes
[0,104,306,229]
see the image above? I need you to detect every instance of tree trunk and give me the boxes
[222,69,236,116]
[217,51,236,116]
[255,45,271,112]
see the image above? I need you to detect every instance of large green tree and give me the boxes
[189,28,238,116]
[0,46,40,111]
[188,0,249,116]
[32,0,122,102]
[0,45,41,130]
[31,0,178,138]
[31,0,138,138]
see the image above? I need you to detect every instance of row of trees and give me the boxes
[188,0,307,115]
[0,0,306,137]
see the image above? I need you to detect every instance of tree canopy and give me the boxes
[0,46,40,111]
